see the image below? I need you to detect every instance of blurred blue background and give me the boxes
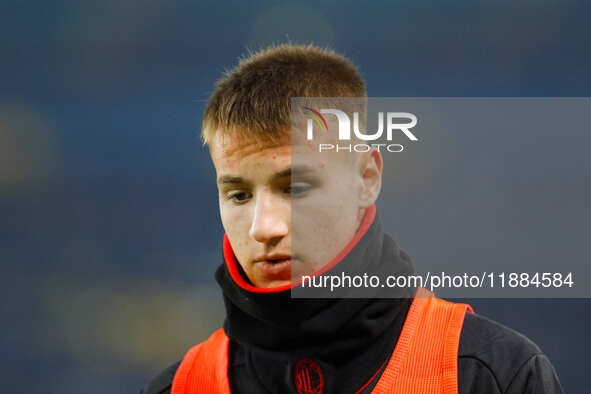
[0,1,589,393]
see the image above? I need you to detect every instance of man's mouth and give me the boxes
[263,257,291,264]
[254,253,292,264]
[254,255,293,278]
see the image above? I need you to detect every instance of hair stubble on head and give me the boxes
[201,44,367,147]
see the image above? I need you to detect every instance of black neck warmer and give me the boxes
[214,207,416,392]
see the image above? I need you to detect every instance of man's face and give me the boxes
[210,130,380,288]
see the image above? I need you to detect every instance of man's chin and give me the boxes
[259,278,292,288]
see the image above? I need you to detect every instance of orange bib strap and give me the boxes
[372,287,474,394]
[172,288,473,394]
[171,328,231,394]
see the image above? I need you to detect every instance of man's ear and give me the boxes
[358,148,383,208]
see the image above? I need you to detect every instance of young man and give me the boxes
[142,44,563,393]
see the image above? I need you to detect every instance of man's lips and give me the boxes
[253,256,294,278]
[254,253,292,263]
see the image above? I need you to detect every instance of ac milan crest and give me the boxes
[294,358,324,394]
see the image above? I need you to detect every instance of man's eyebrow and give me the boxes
[274,165,316,179]
[218,165,317,185]
[218,175,247,184]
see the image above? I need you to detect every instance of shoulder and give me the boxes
[141,361,180,394]
[140,329,229,394]
[457,311,563,393]
[459,311,542,363]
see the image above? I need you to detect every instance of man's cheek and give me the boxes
[222,207,253,239]
[218,203,237,236]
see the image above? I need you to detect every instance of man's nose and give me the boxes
[249,191,289,243]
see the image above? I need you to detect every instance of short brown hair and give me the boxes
[201,44,366,145]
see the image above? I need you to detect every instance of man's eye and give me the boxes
[286,183,312,196]
[227,191,252,203]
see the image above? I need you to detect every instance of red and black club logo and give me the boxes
[294,358,324,394]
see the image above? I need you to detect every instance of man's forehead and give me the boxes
[211,130,287,156]
[210,130,326,163]
[209,127,354,175]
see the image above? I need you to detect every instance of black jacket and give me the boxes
[142,211,563,394]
